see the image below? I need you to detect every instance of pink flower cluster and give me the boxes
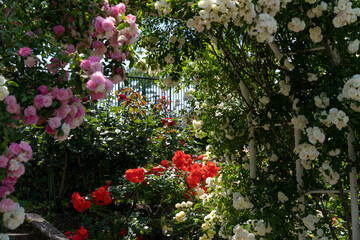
[0,141,32,213]
[18,47,37,68]
[77,1,138,100]
[5,86,86,142]
[47,58,66,74]
[86,72,113,100]
[80,56,103,75]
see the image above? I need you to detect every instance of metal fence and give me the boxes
[107,76,190,112]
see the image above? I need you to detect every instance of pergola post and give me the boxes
[348,128,359,240]
[295,128,305,240]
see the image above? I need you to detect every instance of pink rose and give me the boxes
[54,104,71,119]
[19,47,31,57]
[109,49,121,59]
[90,62,103,73]
[102,17,115,32]
[80,59,91,71]
[24,115,39,125]
[5,95,17,105]
[91,91,105,100]
[38,85,49,95]
[43,95,53,107]
[0,187,9,198]
[104,78,113,91]
[94,16,105,33]
[25,56,36,67]
[53,25,65,35]
[33,95,45,109]
[0,198,15,213]
[5,103,21,114]
[48,117,62,129]
[24,106,37,117]
[126,14,136,25]
[66,44,76,54]
[2,177,17,193]
[92,40,104,49]
[0,155,9,168]
[8,143,22,156]
[10,163,25,178]
[88,56,100,62]
[46,125,57,135]
[86,80,97,92]
[75,105,86,118]
[52,87,70,102]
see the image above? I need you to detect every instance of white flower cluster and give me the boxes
[333,0,360,28]
[328,148,340,156]
[154,0,171,15]
[255,0,280,17]
[3,203,25,230]
[341,74,360,101]
[309,26,323,43]
[175,201,193,209]
[302,214,319,231]
[277,191,288,203]
[279,80,291,96]
[269,154,278,162]
[193,119,203,130]
[248,13,278,43]
[231,224,255,240]
[169,35,186,48]
[314,93,330,109]
[0,75,9,101]
[348,39,360,54]
[306,126,325,144]
[318,108,349,130]
[313,229,328,240]
[307,2,328,19]
[233,192,253,210]
[308,73,318,82]
[297,143,319,169]
[249,220,272,236]
[0,234,9,240]
[175,210,186,222]
[199,210,217,240]
[165,54,175,64]
[259,96,270,105]
[319,162,340,185]
[288,17,306,32]
[163,76,180,87]
[291,115,309,130]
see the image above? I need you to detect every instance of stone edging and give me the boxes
[25,213,68,240]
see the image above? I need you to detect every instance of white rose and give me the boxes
[0,86,9,101]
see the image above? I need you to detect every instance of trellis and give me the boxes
[239,42,359,240]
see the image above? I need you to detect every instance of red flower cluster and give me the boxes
[71,193,91,212]
[65,226,88,240]
[118,94,129,101]
[161,117,175,126]
[161,160,169,168]
[187,163,202,188]
[125,168,145,183]
[91,186,112,206]
[172,151,192,170]
[187,162,220,188]
[147,165,166,176]
[202,162,220,179]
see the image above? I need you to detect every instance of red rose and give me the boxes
[119,228,126,235]
[91,186,112,206]
[125,168,145,183]
[161,160,170,168]
[71,193,91,212]
[73,226,88,240]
